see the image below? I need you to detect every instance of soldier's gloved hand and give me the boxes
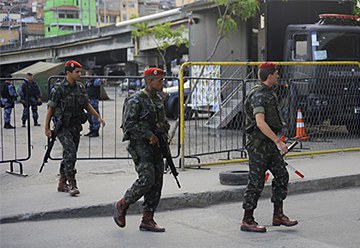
[37,100,42,106]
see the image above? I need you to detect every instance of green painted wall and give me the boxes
[44,0,96,38]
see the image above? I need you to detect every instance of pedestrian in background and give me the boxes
[113,67,170,232]
[44,60,105,197]
[84,69,102,137]
[241,62,298,233]
[19,72,42,127]
[1,74,18,129]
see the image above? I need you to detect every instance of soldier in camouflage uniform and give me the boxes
[241,62,298,233]
[44,60,105,197]
[114,67,169,232]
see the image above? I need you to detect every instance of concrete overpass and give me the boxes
[0,8,188,75]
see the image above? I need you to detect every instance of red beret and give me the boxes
[144,68,165,77]
[65,60,82,68]
[259,62,278,70]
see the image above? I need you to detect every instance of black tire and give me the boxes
[219,170,249,186]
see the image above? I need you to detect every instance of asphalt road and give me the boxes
[1,187,359,248]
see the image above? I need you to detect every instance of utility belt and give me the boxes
[62,111,88,126]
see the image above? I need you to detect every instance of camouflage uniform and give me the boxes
[19,80,42,124]
[122,89,170,212]
[47,79,89,176]
[243,83,288,210]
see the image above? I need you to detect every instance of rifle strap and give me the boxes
[141,89,161,129]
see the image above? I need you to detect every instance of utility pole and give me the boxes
[104,0,107,23]
[19,3,22,47]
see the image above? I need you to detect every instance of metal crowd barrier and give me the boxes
[0,78,31,176]
[47,75,181,162]
[178,62,360,168]
[2,63,359,175]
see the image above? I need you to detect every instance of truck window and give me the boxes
[312,31,360,61]
[292,34,308,61]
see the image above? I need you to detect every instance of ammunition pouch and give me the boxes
[79,111,88,124]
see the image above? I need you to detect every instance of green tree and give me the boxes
[354,0,360,16]
[131,21,188,70]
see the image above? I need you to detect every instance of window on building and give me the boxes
[59,25,75,31]
[57,10,79,19]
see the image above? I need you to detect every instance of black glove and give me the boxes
[37,101,43,106]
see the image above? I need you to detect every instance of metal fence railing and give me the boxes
[178,62,360,168]
[2,62,360,175]
[0,78,32,176]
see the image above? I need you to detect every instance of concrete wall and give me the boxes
[188,8,248,63]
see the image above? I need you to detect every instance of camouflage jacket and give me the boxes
[47,79,89,126]
[122,88,170,142]
[244,83,286,138]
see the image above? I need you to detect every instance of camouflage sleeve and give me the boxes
[123,96,153,141]
[251,91,266,116]
[47,84,62,108]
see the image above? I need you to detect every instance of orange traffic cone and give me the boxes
[294,109,309,141]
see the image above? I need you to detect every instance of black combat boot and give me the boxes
[34,120,41,126]
[139,211,165,232]
[22,121,26,127]
[113,198,129,228]
[240,209,267,233]
[273,201,298,227]
[4,122,15,129]
[88,130,99,137]
[84,130,93,136]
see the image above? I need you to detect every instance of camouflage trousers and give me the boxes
[242,139,289,210]
[57,125,82,176]
[124,139,164,212]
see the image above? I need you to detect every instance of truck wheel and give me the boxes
[219,170,249,186]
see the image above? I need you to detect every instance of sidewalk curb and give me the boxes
[1,174,359,224]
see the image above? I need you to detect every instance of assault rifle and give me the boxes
[39,118,62,173]
[155,132,181,188]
